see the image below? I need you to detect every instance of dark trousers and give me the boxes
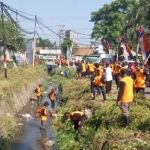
[114,73,120,89]
[92,85,106,100]
[106,80,112,93]
[90,75,95,93]
[82,72,86,77]
[37,95,43,106]
[73,115,86,133]
[134,88,145,94]
[51,100,55,109]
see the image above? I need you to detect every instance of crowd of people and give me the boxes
[72,60,149,130]
[35,59,150,132]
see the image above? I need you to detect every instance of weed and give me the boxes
[51,69,150,150]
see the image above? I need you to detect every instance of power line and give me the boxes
[37,18,62,38]
[3,6,34,34]
[3,3,35,17]
[37,21,50,40]
[71,30,91,36]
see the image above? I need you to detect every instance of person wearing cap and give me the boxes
[40,101,50,130]
[64,111,86,133]
[35,84,43,106]
[116,69,133,128]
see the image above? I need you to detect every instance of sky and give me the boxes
[3,0,113,46]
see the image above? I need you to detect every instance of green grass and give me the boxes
[51,69,150,150]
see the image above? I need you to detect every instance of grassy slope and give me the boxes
[0,64,47,140]
[51,68,150,150]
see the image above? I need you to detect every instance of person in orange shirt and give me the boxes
[113,61,122,89]
[92,70,106,101]
[35,84,43,106]
[81,60,86,78]
[88,61,95,76]
[48,89,56,109]
[40,101,51,130]
[133,64,147,94]
[116,69,133,128]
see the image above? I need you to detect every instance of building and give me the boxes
[73,47,93,61]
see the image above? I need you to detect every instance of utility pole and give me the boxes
[1,2,7,78]
[59,25,65,47]
[136,30,139,63]
[33,15,37,67]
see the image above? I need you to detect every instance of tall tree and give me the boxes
[0,16,26,52]
[61,38,72,57]
[90,0,138,49]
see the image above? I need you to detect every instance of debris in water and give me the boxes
[84,108,92,118]
[22,114,31,118]
[18,123,24,126]
[45,140,55,147]
[52,113,63,117]
[136,138,147,144]
[7,113,10,116]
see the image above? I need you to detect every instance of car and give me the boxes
[100,58,113,63]
[122,60,135,65]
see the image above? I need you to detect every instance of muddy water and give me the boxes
[7,93,58,150]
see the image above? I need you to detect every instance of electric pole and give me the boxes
[1,2,7,78]
[33,15,37,67]
[59,25,65,47]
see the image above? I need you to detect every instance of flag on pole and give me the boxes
[118,36,133,59]
[103,39,110,50]
[137,26,150,58]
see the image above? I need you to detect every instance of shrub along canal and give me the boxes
[6,84,58,150]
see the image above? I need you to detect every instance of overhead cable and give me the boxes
[3,6,34,34]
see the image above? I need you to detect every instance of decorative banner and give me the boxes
[121,42,128,61]
[118,36,133,59]
[138,26,150,58]
[103,39,110,50]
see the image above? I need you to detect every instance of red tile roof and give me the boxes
[74,47,93,56]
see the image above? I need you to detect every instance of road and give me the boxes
[145,87,150,99]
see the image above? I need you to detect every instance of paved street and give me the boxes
[145,87,150,99]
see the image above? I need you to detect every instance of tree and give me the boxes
[0,15,26,52]
[61,38,72,56]
[36,38,52,48]
[90,0,138,49]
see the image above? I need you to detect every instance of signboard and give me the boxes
[39,49,61,55]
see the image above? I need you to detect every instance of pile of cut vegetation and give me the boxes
[51,67,150,150]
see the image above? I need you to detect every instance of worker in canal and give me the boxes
[40,101,51,130]
[48,89,57,110]
[35,84,43,106]
[64,111,86,133]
